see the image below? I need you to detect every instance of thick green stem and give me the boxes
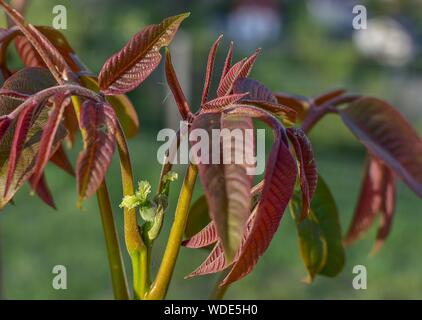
[96,182,130,300]
[115,123,149,299]
[146,163,198,300]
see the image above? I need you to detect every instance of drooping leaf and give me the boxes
[287,128,318,219]
[29,172,56,209]
[164,48,191,120]
[0,1,69,81]
[373,168,396,253]
[79,75,139,138]
[344,156,386,244]
[290,176,345,281]
[221,105,297,286]
[98,13,190,95]
[77,101,117,202]
[191,112,254,261]
[185,243,227,279]
[4,100,37,196]
[0,68,66,208]
[340,97,422,198]
[31,93,69,187]
[201,35,222,105]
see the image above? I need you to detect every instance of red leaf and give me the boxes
[233,78,277,103]
[4,101,36,197]
[98,13,189,95]
[77,101,116,202]
[340,97,422,198]
[31,93,69,187]
[201,35,223,105]
[164,48,192,120]
[287,128,318,219]
[191,112,254,260]
[220,105,297,286]
[216,49,260,97]
[218,41,234,85]
[201,93,248,112]
[29,172,56,209]
[373,168,396,252]
[344,156,386,244]
[182,221,218,248]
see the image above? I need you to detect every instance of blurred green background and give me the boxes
[1,0,422,299]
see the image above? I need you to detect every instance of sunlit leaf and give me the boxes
[340,97,422,198]
[98,13,189,95]
[191,112,254,261]
[77,100,116,202]
[221,105,297,286]
[287,128,317,219]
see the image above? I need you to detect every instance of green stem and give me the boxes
[96,182,130,300]
[115,123,149,299]
[210,271,230,300]
[146,163,198,300]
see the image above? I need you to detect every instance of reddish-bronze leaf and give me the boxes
[77,101,117,202]
[344,156,386,244]
[201,93,248,112]
[191,112,254,261]
[182,221,218,248]
[201,35,222,105]
[218,41,234,86]
[98,13,189,95]
[373,168,396,252]
[287,128,318,219]
[29,172,56,209]
[164,48,191,120]
[220,105,297,286]
[31,93,69,187]
[14,35,44,67]
[216,49,260,97]
[340,97,422,198]
[4,100,36,197]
